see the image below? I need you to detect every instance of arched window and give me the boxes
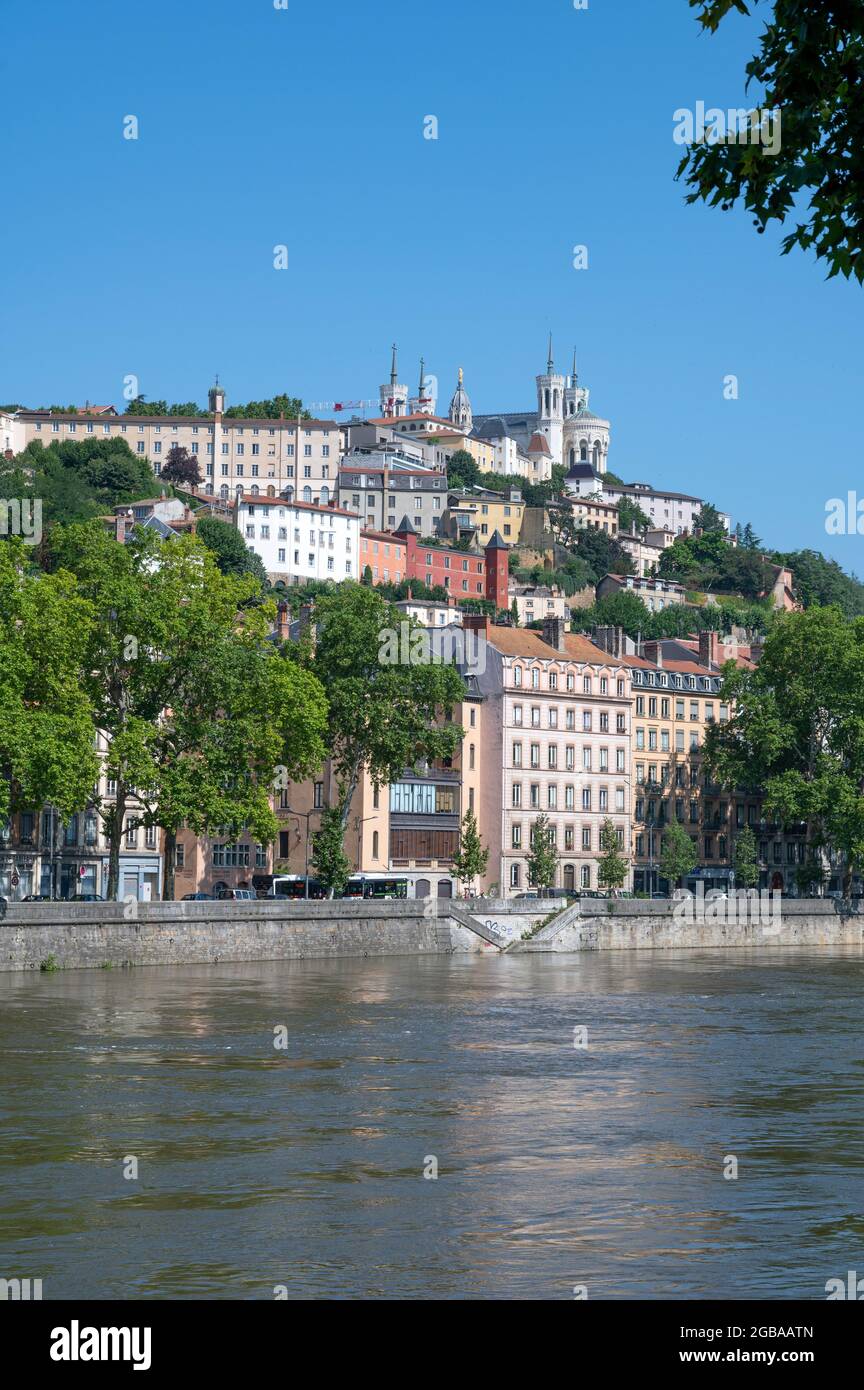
[544,388,550,413]
[205,483,213,495]
[372,830,379,859]
[220,485,229,498]
[284,487,294,502]
[553,389,559,411]
[510,863,521,888]
[319,485,329,504]
[568,447,575,468]
[580,442,588,461]
[302,486,312,502]
[592,442,601,467]
[267,485,276,497]
[250,485,260,496]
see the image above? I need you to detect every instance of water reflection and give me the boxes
[1,948,863,1299]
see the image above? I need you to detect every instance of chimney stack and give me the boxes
[276,602,291,640]
[643,639,663,669]
[592,624,624,658]
[462,612,490,639]
[698,630,721,667]
[542,616,567,651]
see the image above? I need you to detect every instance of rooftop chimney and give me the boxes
[542,616,567,651]
[592,624,624,658]
[698,630,721,668]
[462,612,490,640]
[276,602,291,641]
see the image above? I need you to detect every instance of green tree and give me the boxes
[310,806,353,898]
[777,549,864,616]
[196,515,268,588]
[526,813,559,892]
[693,502,726,535]
[160,444,202,488]
[446,449,481,490]
[450,809,489,894]
[597,817,629,893]
[588,589,654,638]
[572,524,634,581]
[617,497,652,535]
[732,825,759,889]
[0,539,100,827]
[45,522,327,899]
[136,616,327,898]
[306,585,465,852]
[2,437,158,530]
[224,395,308,420]
[676,1,864,282]
[705,606,864,894]
[659,820,698,890]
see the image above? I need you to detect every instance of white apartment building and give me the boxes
[468,616,632,896]
[1,411,25,457]
[11,383,342,504]
[237,495,360,583]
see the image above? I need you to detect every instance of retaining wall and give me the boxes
[0,898,559,972]
[511,896,864,952]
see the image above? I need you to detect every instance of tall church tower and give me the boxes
[379,343,408,418]
[563,347,589,419]
[535,333,565,467]
[409,356,437,416]
[448,367,472,432]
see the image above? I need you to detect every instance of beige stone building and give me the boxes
[14,383,342,505]
[466,616,632,896]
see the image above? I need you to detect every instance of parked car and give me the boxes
[650,892,670,899]
[182,892,215,901]
[216,888,258,901]
[65,893,105,902]
[23,894,55,902]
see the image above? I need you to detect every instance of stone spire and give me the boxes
[547,331,554,374]
[448,366,472,432]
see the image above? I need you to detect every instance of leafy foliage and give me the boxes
[597,818,629,892]
[196,515,268,588]
[1,437,158,529]
[677,1,864,280]
[303,584,465,838]
[43,523,327,898]
[659,820,698,887]
[704,605,864,890]
[0,539,100,824]
[526,813,559,891]
[160,444,202,488]
[450,809,490,892]
[310,806,353,897]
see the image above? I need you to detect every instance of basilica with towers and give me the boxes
[377,338,610,481]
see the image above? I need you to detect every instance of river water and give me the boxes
[1,948,863,1300]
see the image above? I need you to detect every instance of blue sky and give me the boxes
[1,0,861,570]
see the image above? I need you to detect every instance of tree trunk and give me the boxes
[163,829,176,901]
[106,784,127,901]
